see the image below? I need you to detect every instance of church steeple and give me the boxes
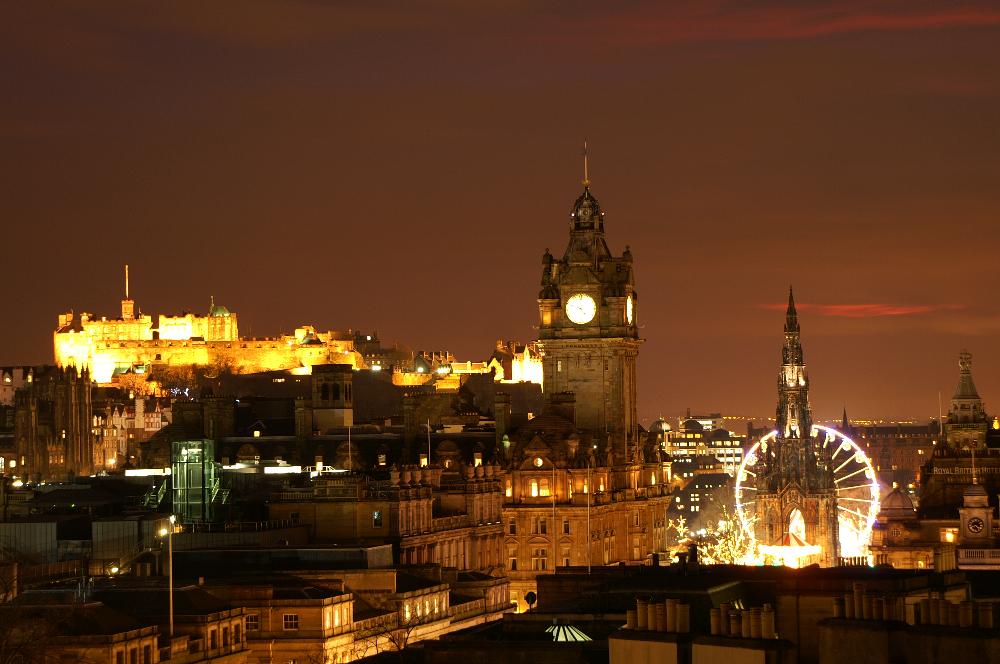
[776,287,810,439]
[782,287,803,366]
[785,286,799,333]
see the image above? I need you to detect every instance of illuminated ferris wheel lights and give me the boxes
[735,425,880,563]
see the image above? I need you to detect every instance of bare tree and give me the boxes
[349,605,430,664]
[665,507,757,565]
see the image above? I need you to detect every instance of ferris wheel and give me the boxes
[735,424,880,560]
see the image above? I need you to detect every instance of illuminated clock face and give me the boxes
[626,295,634,324]
[969,517,985,534]
[565,293,597,324]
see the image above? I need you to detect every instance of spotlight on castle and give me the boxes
[53,265,362,383]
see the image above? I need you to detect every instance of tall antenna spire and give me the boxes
[125,264,130,299]
[582,140,590,188]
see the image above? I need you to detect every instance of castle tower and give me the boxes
[946,350,989,451]
[755,289,840,566]
[536,155,641,463]
[121,264,135,320]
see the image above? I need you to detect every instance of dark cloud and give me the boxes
[761,303,965,318]
[565,2,1000,46]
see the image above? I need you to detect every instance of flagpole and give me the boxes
[587,461,592,575]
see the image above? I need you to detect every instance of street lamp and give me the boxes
[159,515,176,638]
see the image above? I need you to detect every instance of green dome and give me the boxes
[210,304,231,317]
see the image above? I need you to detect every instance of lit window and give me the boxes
[532,547,548,570]
[531,480,539,497]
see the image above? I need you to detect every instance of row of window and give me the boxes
[508,517,571,535]
[113,622,243,664]
[114,645,152,664]
[247,610,350,632]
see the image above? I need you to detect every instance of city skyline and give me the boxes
[3,2,999,421]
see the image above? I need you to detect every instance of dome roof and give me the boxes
[210,304,231,317]
[650,418,671,433]
[880,488,915,513]
[681,419,704,431]
[519,411,577,438]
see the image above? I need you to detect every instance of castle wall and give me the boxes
[54,333,359,384]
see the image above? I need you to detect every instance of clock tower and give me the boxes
[537,169,641,462]
[959,481,994,545]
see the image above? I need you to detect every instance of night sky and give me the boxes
[4,2,1000,425]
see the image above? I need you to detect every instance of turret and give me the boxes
[121,264,135,320]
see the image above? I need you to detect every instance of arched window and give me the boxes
[530,480,539,497]
[539,478,550,497]
[788,508,806,544]
[331,383,341,400]
[320,384,329,401]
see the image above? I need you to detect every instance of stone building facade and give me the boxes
[919,352,1000,514]
[267,465,505,573]
[14,365,94,480]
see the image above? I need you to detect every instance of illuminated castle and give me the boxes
[53,266,361,383]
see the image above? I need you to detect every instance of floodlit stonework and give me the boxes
[53,267,361,383]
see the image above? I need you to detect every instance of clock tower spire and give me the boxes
[537,158,641,463]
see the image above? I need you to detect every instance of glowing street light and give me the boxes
[160,515,177,637]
